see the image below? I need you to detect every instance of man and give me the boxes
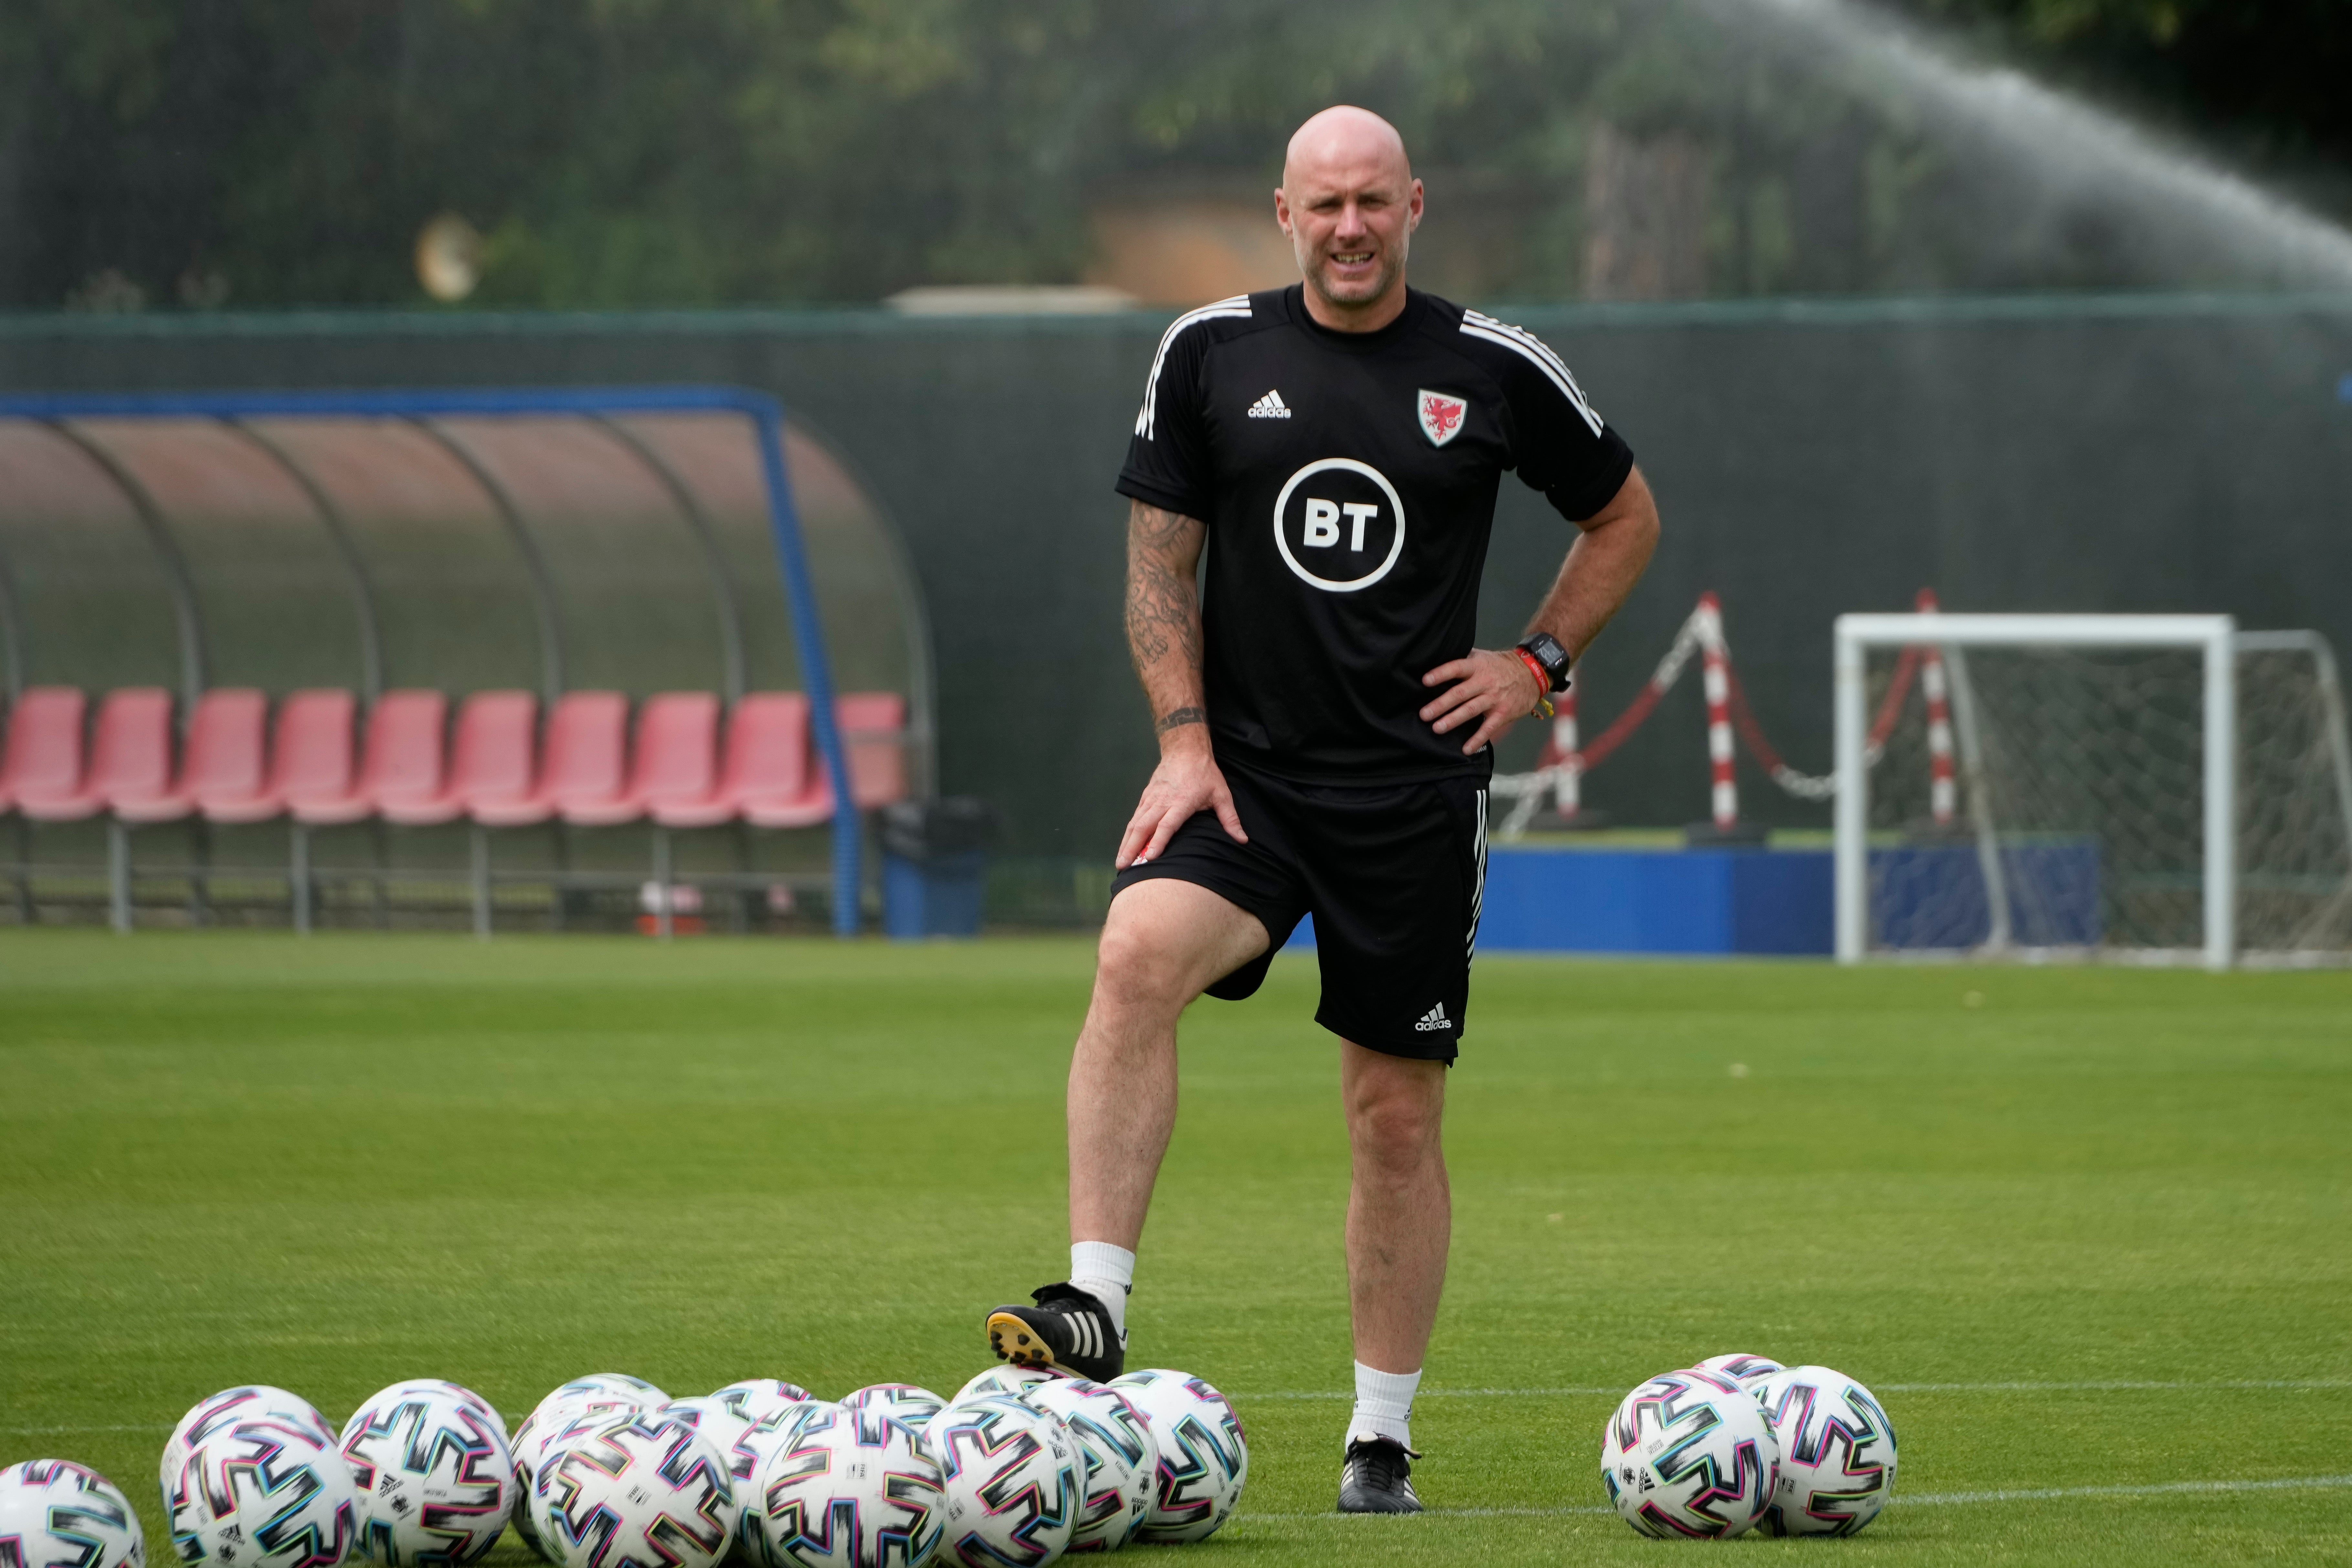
[984,105,1660,1513]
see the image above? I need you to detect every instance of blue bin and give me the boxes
[882,849,986,939]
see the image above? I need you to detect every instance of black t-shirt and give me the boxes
[1116,283,1635,784]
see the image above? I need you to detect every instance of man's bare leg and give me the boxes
[1341,1040,1449,1450]
[1069,877,1270,1249]
[989,875,1267,1376]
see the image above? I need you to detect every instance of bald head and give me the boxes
[1276,106,1422,330]
[1283,106,1412,194]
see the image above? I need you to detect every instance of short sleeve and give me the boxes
[1463,315,1635,523]
[1115,316,1216,522]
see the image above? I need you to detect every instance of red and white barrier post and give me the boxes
[1915,588,1956,826]
[1551,686,1581,821]
[1696,593,1738,831]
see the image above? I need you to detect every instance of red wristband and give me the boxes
[1513,647,1555,717]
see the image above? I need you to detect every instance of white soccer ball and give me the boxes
[733,1405,841,1559]
[742,1405,944,1568]
[1751,1365,1898,1536]
[168,1415,359,1568]
[1599,1367,1780,1539]
[835,1387,944,1434]
[0,1460,146,1568]
[1018,1381,1154,1553]
[948,1367,1069,1407]
[707,1384,815,1427]
[339,1380,516,1566]
[1690,1353,1784,1387]
[163,1388,339,1498]
[511,1385,666,1561]
[921,1396,1081,1568]
[529,1412,738,1568]
[1103,1370,1247,1545]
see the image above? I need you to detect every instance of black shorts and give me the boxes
[1110,760,1490,1063]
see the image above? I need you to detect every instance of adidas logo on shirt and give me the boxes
[1247,389,1292,419]
[1413,1001,1452,1033]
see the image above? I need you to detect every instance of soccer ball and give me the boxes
[733,1405,840,1558]
[1599,1368,1779,1539]
[511,1385,666,1561]
[1018,1381,1154,1553]
[835,1387,944,1434]
[1751,1366,1897,1536]
[741,1405,944,1568]
[0,1460,146,1568]
[167,1415,359,1568]
[707,1384,815,1426]
[163,1388,338,1498]
[1104,1371,1247,1545]
[529,1412,738,1568]
[1690,1354,1784,1386]
[948,1367,1067,1406]
[339,1381,516,1566]
[921,1396,1081,1568]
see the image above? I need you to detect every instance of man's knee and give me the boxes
[1093,913,1200,1014]
[1093,879,1267,1015]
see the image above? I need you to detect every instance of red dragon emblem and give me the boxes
[1418,390,1467,447]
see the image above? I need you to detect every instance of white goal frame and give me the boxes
[1834,613,2238,970]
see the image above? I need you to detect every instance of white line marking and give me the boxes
[1240,1473,2352,1522]
[1238,1379,2352,1400]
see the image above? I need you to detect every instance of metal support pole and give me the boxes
[230,422,387,704]
[13,818,30,922]
[108,819,131,933]
[748,406,860,937]
[45,422,209,710]
[291,824,312,935]
[1833,619,1867,963]
[2203,622,2238,971]
[471,825,492,939]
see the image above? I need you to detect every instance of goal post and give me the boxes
[1835,614,2239,970]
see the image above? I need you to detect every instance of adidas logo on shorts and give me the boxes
[1247,389,1292,419]
[1413,1001,1452,1033]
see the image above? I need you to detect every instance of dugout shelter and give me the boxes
[0,387,933,934]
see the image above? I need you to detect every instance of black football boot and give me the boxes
[984,1282,1125,1383]
[1337,1436,1423,1514]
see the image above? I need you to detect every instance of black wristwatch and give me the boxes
[1516,632,1573,693]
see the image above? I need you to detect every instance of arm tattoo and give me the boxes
[1155,706,1206,734]
[1124,502,1204,677]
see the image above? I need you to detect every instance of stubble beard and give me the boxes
[1302,232,1408,312]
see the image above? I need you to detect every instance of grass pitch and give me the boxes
[1,931,2347,1565]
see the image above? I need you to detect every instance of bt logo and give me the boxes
[1273,458,1405,593]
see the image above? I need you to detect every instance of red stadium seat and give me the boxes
[565,692,717,826]
[3,687,92,820]
[274,690,362,823]
[475,690,627,827]
[654,692,812,828]
[180,691,279,824]
[19,688,176,823]
[383,690,536,826]
[730,690,907,828]
[842,691,910,809]
[93,689,183,821]
[304,689,448,825]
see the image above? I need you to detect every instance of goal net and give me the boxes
[1835,614,2352,969]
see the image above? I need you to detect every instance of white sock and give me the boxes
[1346,1361,1421,1448]
[1069,1241,1134,1344]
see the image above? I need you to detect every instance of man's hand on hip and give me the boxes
[1117,722,1247,870]
[1419,648,1545,756]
